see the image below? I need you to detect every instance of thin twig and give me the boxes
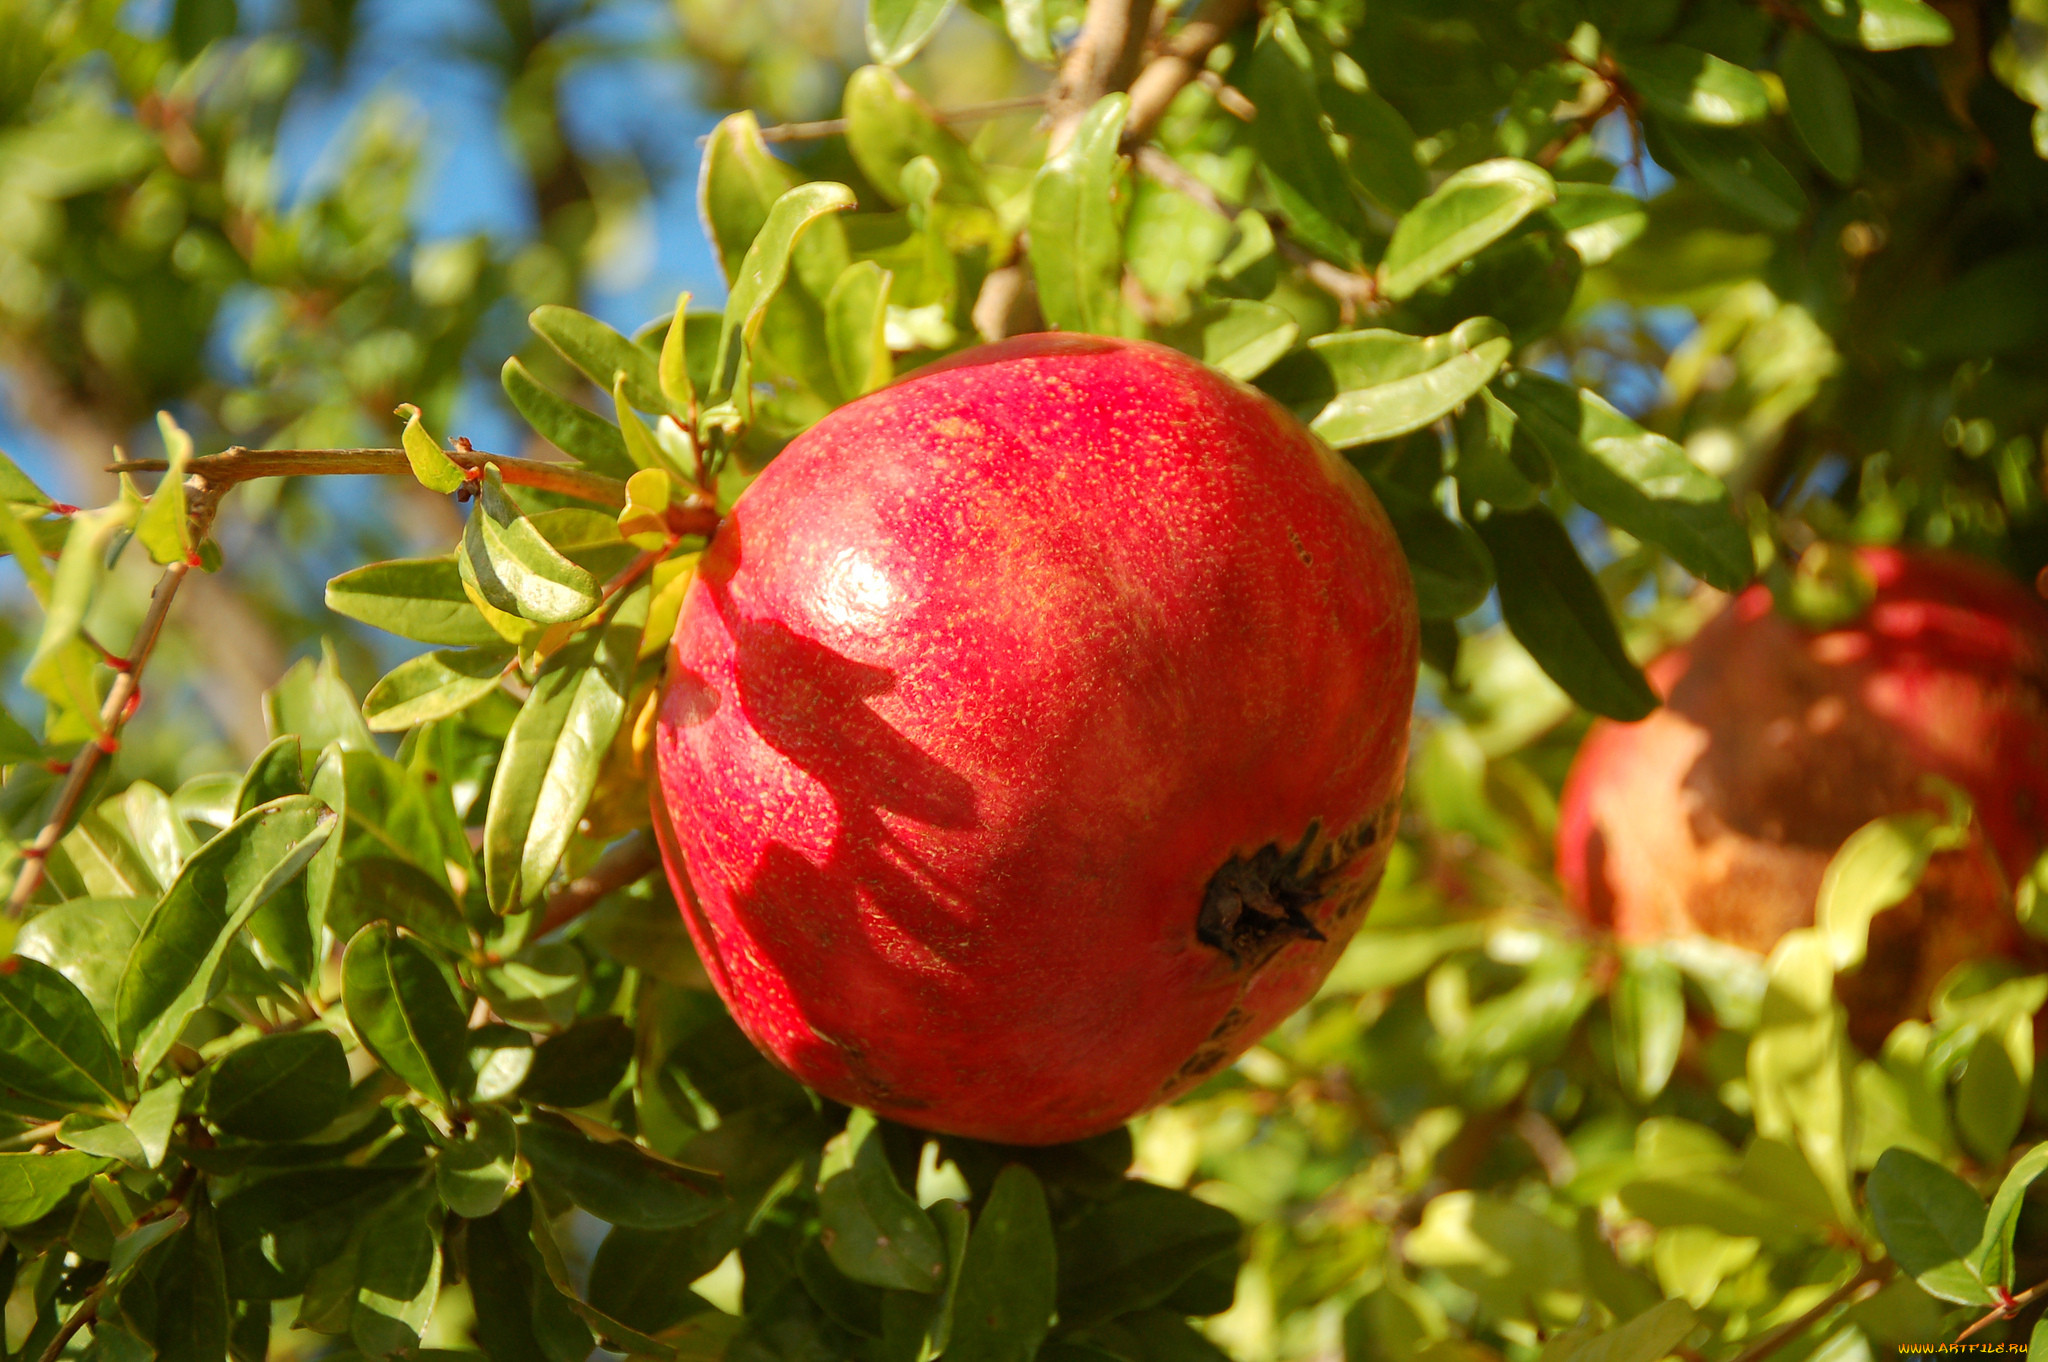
[1131,145,1381,310]
[107,446,634,509]
[1048,0,1158,154]
[35,1286,101,1362]
[7,480,227,915]
[702,94,1049,147]
[1121,0,1257,147]
[1958,1272,2048,1343]
[537,829,662,937]
[1727,1259,1894,1362]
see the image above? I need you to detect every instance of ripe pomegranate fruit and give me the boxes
[1556,546,2048,1044]
[650,335,1418,1144]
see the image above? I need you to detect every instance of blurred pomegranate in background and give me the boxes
[1557,545,2048,1045]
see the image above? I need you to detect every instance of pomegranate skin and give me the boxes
[651,334,1418,1143]
[1557,546,2048,1042]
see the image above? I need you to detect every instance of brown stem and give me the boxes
[1120,0,1257,148]
[537,829,662,937]
[35,1288,100,1362]
[7,481,227,916]
[1958,1272,2048,1343]
[1048,0,1159,154]
[1131,146,1380,310]
[1728,1259,1894,1362]
[107,447,636,510]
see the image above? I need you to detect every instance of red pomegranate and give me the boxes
[1557,546,2048,1041]
[649,335,1418,1143]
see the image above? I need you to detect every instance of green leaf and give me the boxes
[234,735,304,815]
[363,647,512,733]
[460,467,602,625]
[501,359,637,479]
[1549,183,1649,266]
[698,112,802,284]
[481,590,643,911]
[1055,1181,1242,1328]
[658,291,696,415]
[1555,1300,1699,1362]
[439,1105,519,1219]
[866,0,956,64]
[1453,388,1547,510]
[1469,506,1658,720]
[1957,1031,2028,1167]
[843,65,987,208]
[590,1225,727,1334]
[0,1150,103,1226]
[945,1165,1057,1362]
[351,1184,443,1360]
[0,954,125,1112]
[1649,122,1806,231]
[1326,83,1428,213]
[1242,14,1366,266]
[1816,811,1967,970]
[1805,0,1953,49]
[147,1194,231,1362]
[819,1113,947,1292]
[516,1120,724,1229]
[1781,29,1862,182]
[134,412,194,566]
[116,796,337,1077]
[326,557,504,646]
[529,306,666,418]
[826,261,895,400]
[467,1193,595,1362]
[1489,372,1753,590]
[1866,1147,1995,1305]
[0,449,54,509]
[396,404,465,495]
[217,1168,416,1299]
[204,1030,351,1141]
[711,181,859,405]
[1163,300,1299,381]
[27,504,131,732]
[266,642,380,759]
[1308,319,1513,449]
[520,1016,634,1108]
[341,923,473,1108]
[1612,954,1686,1102]
[59,1077,182,1168]
[1364,483,1494,620]
[1029,94,1130,335]
[1380,159,1556,300]
[12,896,146,1031]
[1978,1143,2048,1293]
[1618,46,1771,125]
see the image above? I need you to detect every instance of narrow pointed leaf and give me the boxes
[482,591,645,911]
[501,358,637,479]
[518,1121,724,1230]
[820,1113,946,1292]
[1470,506,1658,720]
[460,467,601,625]
[116,796,336,1077]
[1029,94,1129,335]
[341,923,473,1107]
[711,182,859,404]
[945,1166,1056,1361]
[1490,372,1753,591]
[827,262,894,400]
[530,306,665,416]
[0,955,125,1111]
[363,647,513,732]
[1309,319,1513,449]
[1781,29,1862,182]
[1243,13,1366,265]
[326,558,504,646]
[134,412,193,566]
[866,0,957,65]
[1618,45,1771,125]
[396,405,465,494]
[1381,160,1556,300]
